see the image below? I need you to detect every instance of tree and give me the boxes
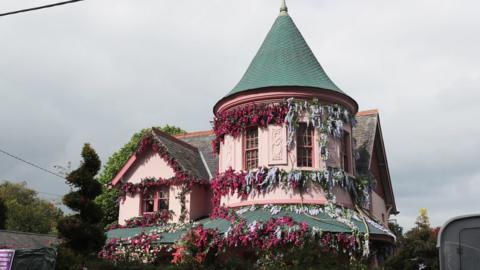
[388,221,404,241]
[96,125,186,226]
[57,144,105,255]
[384,208,439,270]
[0,181,62,234]
[0,197,6,230]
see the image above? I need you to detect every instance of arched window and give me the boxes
[297,123,313,167]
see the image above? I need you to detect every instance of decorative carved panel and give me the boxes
[268,125,287,165]
[326,135,340,167]
[224,136,235,169]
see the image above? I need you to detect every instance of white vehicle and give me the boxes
[437,215,480,270]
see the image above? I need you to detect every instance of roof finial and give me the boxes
[280,0,288,16]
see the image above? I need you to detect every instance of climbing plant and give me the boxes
[95,125,186,226]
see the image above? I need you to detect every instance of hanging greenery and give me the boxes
[212,98,356,160]
[210,166,370,216]
[171,216,366,266]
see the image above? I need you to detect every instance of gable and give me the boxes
[353,111,398,214]
[122,149,175,184]
[371,148,385,198]
[111,129,211,186]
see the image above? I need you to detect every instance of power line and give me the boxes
[0,148,66,180]
[0,0,85,17]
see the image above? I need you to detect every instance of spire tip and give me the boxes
[280,0,288,15]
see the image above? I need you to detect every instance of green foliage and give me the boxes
[388,221,404,241]
[0,197,6,230]
[57,144,105,256]
[0,181,63,234]
[384,209,439,270]
[95,125,186,226]
[175,241,368,270]
[254,241,368,270]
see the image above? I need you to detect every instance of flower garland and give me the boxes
[171,216,365,265]
[211,203,369,255]
[119,176,209,201]
[99,232,167,263]
[107,210,174,230]
[212,102,289,152]
[100,223,192,262]
[176,184,189,223]
[210,166,368,213]
[212,98,356,159]
[135,136,206,185]
[101,204,376,264]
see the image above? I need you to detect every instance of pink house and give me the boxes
[102,1,398,266]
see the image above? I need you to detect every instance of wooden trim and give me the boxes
[111,154,137,186]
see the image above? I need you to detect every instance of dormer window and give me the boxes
[142,188,170,214]
[297,123,313,167]
[340,132,351,173]
[244,128,259,170]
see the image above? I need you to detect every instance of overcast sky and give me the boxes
[1,0,479,229]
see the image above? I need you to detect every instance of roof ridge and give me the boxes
[356,109,379,116]
[151,128,198,152]
[175,130,214,139]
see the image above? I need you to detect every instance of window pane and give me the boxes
[143,193,154,213]
[157,188,169,211]
[341,133,350,172]
[158,199,168,210]
[297,123,313,167]
[245,128,259,170]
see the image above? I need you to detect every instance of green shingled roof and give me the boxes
[227,12,343,97]
[106,208,393,243]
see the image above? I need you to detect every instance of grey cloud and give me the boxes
[1,0,479,229]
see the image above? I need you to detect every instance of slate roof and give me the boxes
[353,110,379,175]
[353,110,397,214]
[226,10,344,98]
[151,128,210,180]
[0,230,59,250]
[176,131,218,176]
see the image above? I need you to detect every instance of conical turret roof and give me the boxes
[226,7,344,98]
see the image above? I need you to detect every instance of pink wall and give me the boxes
[221,185,353,208]
[169,185,189,223]
[189,185,211,221]
[118,150,185,224]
